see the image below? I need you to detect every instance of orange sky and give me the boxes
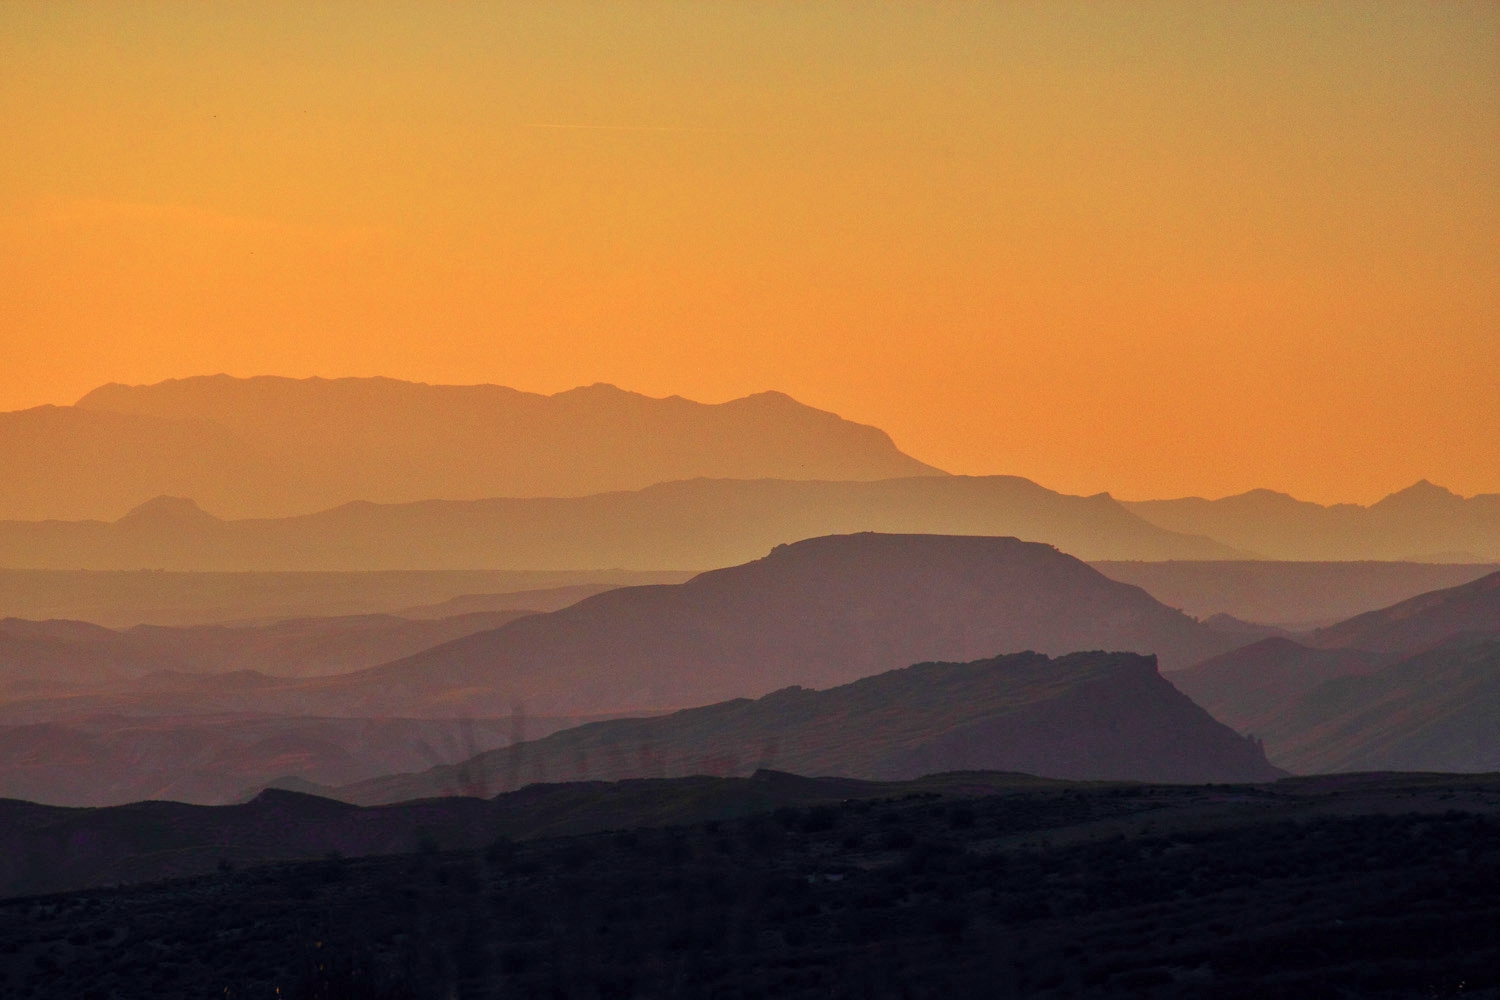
[2,2,1497,505]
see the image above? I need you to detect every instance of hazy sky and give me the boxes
[2,2,1497,504]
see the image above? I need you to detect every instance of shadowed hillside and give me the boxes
[0,376,943,520]
[1181,635,1500,775]
[326,651,1280,805]
[0,476,1241,571]
[1170,571,1500,774]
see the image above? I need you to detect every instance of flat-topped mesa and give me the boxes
[276,532,1237,719]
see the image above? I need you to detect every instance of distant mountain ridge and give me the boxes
[0,476,1242,571]
[325,651,1282,805]
[0,376,941,520]
[1126,481,1500,561]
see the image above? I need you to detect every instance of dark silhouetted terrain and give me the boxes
[1091,559,1500,627]
[0,476,1241,571]
[0,376,943,520]
[324,651,1279,805]
[0,570,680,628]
[3,771,1498,998]
[1126,480,1500,561]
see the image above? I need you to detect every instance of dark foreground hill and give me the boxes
[4,772,1499,999]
[0,770,1050,898]
[3,377,942,521]
[281,534,1238,718]
[329,651,1280,805]
[0,476,1241,572]
[1126,480,1500,561]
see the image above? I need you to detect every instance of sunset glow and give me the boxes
[3,2,1497,503]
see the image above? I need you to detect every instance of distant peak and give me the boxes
[1392,479,1459,498]
[115,495,222,527]
[1373,480,1464,509]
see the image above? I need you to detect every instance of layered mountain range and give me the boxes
[3,375,1495,566]
[1,376,940,521]
[0,477,1239,571]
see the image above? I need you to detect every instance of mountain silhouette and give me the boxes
[1125,481,1500,561]
[0,476,1241,571]
[0,376,944,520]
[326,651,1281,805]
[274,533,1239,719]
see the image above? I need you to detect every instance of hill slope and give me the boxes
[1090,560,1500,628]
[280,533,1237,719]
[330,651,1281,805]
[0,376,940,519]
[1305,569,1500,659]
[1126,481,1500,561]
[0,476,1241,571]
[1170,571,1500,773]
[1241,636,1500,774]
